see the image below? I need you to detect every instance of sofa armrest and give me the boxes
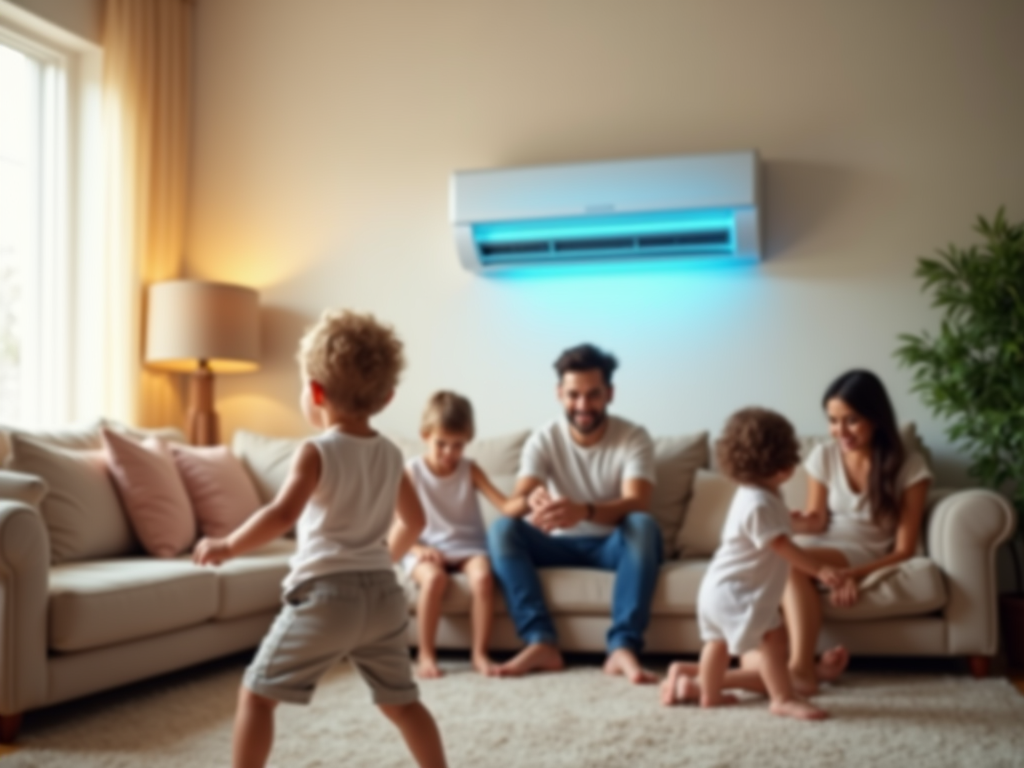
[0,471,47,508]
[925,488,1017,655]
[0,500,49,715]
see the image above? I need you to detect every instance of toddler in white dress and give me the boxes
[661,408,843,720]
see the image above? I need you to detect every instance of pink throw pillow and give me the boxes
[102,428,196,557]
[171,444,262,537]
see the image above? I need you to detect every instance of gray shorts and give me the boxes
[244,570,418,706]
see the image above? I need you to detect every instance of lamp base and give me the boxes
[187,365,219,446]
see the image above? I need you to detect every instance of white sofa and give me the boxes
[0,422,1015,743]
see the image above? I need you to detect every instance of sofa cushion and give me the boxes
[6,434,138,563]
[171,444,263,537]
[211,539,294,620]
[465,431,531,478]
[0,420,104,467]
[650,433,709,557]
[48,558,218,652]
[232,430,301,503]
[676,469,737,557]
[103,429,197,558]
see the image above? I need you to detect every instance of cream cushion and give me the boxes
[211,539,294,620]
[103,430,196,558]
[48,558,218,652]
[676,469,737,557]
[650,432,709,557]
[171,444,263,537]
[232,430,301,503]
[6,434,137,563]
[0,420,105,466]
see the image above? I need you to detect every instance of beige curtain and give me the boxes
[103,0,192,428]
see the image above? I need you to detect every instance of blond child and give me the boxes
[660,407,844,721]
[396,391,526,678]
[193,310,447,768]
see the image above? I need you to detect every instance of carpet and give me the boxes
[4,656,1024,767]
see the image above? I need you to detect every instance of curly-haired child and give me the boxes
[660,407,843,720]
[194,309,447,767]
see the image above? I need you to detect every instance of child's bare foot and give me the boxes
[472,652,499,677]
[660,664,701,706]
[416,656,444,679]
[815,646,849,683]
[770,697,829,720]
[495,643,564,677]
[699,692,739,708]
[603,648,659,684]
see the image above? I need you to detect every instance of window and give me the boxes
[0,6,103,428]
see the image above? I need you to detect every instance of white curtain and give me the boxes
[102,0,192,428]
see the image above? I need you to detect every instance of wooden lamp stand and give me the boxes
[187,359,219,446]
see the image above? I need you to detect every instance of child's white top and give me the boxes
[407,456,488,560]
[697,484,791,655]
[796,442,932,566]
[283,429,404,591]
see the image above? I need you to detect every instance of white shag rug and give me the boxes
[4,656,1024,768]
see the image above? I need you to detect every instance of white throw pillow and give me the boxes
[0,420,104,467]
[231,430,302,503]
[6,433,138,563]
[675,469,738,557]
[651,432,710,558]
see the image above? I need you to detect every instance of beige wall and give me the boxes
[5,0,102,42]
[187,0,1024,485]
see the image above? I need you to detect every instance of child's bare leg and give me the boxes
[233,686,277,768]
[460,555,497,675]
[412,562,448,678]
[379,701,448,768]
[660,661,701,706]
[697,641,737,707]
[759,626,828,720]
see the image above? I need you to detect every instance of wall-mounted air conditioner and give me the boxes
[449,150,761,273]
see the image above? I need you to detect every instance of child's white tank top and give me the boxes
[284,429,403,591]
[407,456,488,560]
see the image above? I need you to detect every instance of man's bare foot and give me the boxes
[660,664,701,706]
[770,697,829,720]
[603,648,659,684]
[495,643,564,677]
[416,656,443,679]
[472,652,500,677]
[815,645,849,683]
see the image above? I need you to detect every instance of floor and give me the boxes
[0,658,1020,760]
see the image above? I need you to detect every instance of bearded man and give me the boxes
[487,343,662,682]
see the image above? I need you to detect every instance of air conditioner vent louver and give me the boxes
[451,151,761,272]
[479,227,734,264]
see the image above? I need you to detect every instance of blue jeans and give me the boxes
[487,513,663,654]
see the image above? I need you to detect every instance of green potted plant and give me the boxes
[895,208,1024,669]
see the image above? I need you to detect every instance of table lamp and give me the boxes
[144,280,260,445]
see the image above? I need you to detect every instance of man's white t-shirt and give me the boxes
[518,415,655,537]
[283,429,404,592]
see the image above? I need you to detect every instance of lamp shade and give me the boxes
[145,280,260,373]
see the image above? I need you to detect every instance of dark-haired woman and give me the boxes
[757,370,932,694]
